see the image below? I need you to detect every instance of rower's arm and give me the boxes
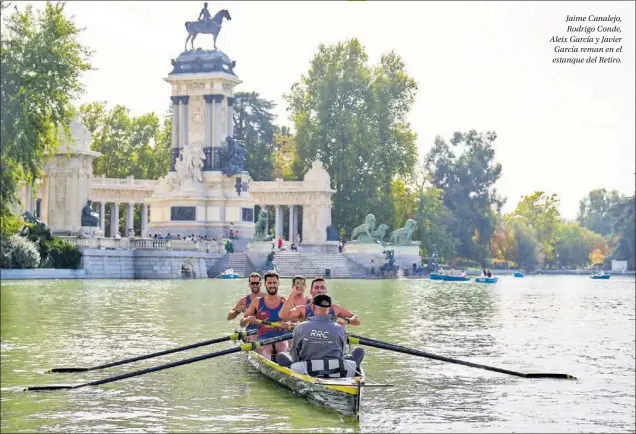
[334,304,360,326]
[282,304,305,322]
[227,299,245,321]
[279,293,296,320]
[239,299,259,328]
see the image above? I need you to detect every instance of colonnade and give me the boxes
[92,202,149,237]
[170,93,235,172]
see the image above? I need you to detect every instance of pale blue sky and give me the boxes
[22,1,636,218]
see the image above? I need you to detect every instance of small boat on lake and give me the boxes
[219,268,240,279]
[440,274,470,282]
[475,277,498,284]
[429,273,443,280]
[513,271,525,278]
[590,273,611,280]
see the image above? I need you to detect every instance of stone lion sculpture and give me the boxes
[350,214,376,243]
[388,219,418,246]
[371,223,389,242]
[253,209,274,242]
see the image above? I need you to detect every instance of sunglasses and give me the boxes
[249,281,260,286]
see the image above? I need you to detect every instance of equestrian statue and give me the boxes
[185,3,232,51]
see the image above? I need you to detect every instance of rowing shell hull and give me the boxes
[246,351,364,421]
[475,277,499,283]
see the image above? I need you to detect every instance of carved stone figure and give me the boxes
[371,223,389,243]
[262,251,277,273]
[388,219,418,246]
[185,6,232,51]
[380,249,399,278]
[253,209,274,242]
[81,200,100,227]
[350,214,377,243]
[223,137,246,177]
[176,143,206,184]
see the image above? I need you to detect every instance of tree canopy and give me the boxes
[1,1,91,234]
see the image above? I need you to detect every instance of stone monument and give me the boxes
[42,113,102,236]
[146,6,255,240]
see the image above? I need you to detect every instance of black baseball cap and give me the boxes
[313,293,332,308]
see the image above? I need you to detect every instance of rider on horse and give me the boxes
[198,3,218,33]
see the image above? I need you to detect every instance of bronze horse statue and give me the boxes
[184,9,231,51]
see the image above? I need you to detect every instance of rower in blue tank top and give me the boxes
[227,272,265,338]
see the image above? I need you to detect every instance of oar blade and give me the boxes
[47,368,89,373]
[25,384,76,392]
[526,373,577,380]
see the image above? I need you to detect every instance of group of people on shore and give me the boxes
[226,271,365,376]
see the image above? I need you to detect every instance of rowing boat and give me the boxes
[590,274,611,280]
[475,276,498,283]
[245,348,365,420]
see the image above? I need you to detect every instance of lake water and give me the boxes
[1,276,634,433]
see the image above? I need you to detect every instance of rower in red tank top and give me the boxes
[241,270,292,360]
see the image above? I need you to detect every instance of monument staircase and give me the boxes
[270,252,369,279]
[207,252,250,278]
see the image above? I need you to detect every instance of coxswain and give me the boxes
[241,270,292,360]
[280,277,360,326]
[227,272,264,341]
[275,294,365,376]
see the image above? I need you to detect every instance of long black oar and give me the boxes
[26,332,293,392]
[47,330,257,373]
[348,335,577,380]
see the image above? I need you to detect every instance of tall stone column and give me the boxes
[203,94,214,170]
[29,186,37,213]
[212,94,224,148]
[288,205,295,243]
[275,205,282,242]
[227,97,235,139]
[179,95,189,148]
[141,203,148,237]
[110,203,119,237]
[126,202,134,235]
[293,206,300,243]
[170,96,180,171]
[100,202,106,234]
[40,177,49,225]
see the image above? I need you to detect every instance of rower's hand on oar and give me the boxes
[280,321,293,330]
[336,318,348,326]
[245,316,257,325]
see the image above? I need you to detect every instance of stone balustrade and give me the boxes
[58,236,223,252]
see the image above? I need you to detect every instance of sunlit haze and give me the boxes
[20,1,636,218]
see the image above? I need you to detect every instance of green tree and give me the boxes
[285,39,418,235]
[413,186,458,262]
[424,130,505,263]
[79,102,171,235]
[504,217,542,271]
[232,91,276,181]
[0,1,92,228]
[577,188,623,236]
[555,221,608,269]
[510,191,561,265]
[607,194,636,269]
[272,126,296,181]
[79,102,171,180]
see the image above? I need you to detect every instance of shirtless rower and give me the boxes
[280,277,361,326]
[227,272,264,340]
[240,270,292,360]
